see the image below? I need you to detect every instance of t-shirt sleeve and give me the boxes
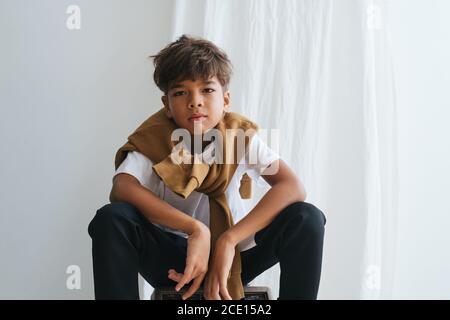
[113,151,154,189]
[244,133,280,187]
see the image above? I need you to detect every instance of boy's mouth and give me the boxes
[189,115,207,121]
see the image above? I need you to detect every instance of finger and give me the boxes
[168,269,183,278]
[219,274,232,300]
[203,275,214,300]
[203,275,211,300]
[208,276,222,300]
[168,269,182,276]
[219,276,232,300]
[182,274,205,300]
[168,271,183,283]
[176,264,195,291]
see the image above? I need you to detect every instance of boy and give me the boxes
[88,34,326,300]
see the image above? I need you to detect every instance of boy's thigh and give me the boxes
[138,227,189,289]
[89,201,148,232]
[240,244,278,286]
[94,201,190,288]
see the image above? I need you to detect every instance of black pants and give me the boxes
[88,201,326,300]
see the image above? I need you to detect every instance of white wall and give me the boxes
[0,0,174,299]
[389,0,450,299]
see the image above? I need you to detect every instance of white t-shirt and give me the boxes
[113,133,280,252]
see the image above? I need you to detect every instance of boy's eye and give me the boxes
[173,88,215,97]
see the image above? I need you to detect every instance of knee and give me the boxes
[281,201,326,236]
[88,202,138,237]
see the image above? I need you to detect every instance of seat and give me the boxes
[151,286,272,300]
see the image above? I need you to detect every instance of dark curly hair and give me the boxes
[149,34,233,95]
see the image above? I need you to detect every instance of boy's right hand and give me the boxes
[168,222,210,300]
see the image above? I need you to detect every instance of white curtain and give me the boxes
[143,0,398,300]
[359,0,398,299]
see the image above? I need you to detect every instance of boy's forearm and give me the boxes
[112,181,202,235]
[224,180,305,245]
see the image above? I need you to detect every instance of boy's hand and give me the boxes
[168,222,210,300]
[203,233,236,300]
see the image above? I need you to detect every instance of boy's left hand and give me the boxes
[203,234,236,300]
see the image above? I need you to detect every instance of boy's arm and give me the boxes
[223,159,306,246]
[203,159,306,299]
[112,173,211,298]
[110,173,206,235]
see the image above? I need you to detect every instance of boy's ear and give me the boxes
[223,91,230,111]
[161,95,172,118]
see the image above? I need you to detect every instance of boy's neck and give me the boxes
[189,134,211,154]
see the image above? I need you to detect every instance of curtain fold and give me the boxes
[359,0,398,299]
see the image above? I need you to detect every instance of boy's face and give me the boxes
[161,75,230,136]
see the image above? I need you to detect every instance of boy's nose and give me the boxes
[188,92,204,108]
[189,101,203,108]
